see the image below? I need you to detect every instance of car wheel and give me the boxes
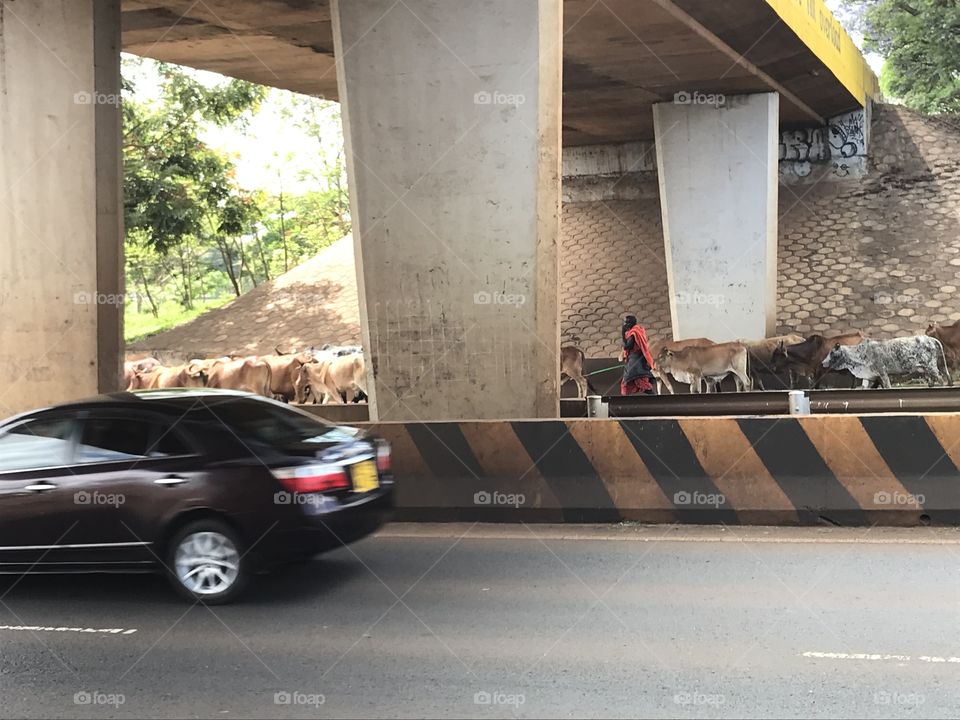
[166,519,249,604]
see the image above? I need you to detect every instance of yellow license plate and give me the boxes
[351,460,379,493]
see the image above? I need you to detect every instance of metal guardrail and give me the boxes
[606,387,960,417]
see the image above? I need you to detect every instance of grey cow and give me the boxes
[822,335,951,389]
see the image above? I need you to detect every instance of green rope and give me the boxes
[583,364,624,377]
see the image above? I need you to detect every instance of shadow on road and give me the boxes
[0,556,364,608]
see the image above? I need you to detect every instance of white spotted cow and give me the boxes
[822,335,951,389]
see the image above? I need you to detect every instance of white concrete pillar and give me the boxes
[0,0,123,414]
[653,93,779,341]
[332,0,561,420]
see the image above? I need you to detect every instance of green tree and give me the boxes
[123,59,266,254]
[845,0,960,113]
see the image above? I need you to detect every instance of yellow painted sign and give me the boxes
[764,0,880,106]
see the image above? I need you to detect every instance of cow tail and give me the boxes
[936,338,952,385]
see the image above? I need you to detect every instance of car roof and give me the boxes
[1,389,278,425]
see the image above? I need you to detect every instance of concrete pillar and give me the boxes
[332,0,561,420]
[0,0,123,415]
[653,93,779,342]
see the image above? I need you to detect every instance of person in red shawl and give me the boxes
[619,315,656,395]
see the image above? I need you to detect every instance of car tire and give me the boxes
[165,519,249,604]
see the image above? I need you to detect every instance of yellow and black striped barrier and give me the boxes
[365,415,960,526]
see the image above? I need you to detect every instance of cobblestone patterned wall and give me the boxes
[562,104,960,356]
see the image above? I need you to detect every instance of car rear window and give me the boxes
[201,397,358,448]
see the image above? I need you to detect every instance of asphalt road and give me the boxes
[2,523,960,719]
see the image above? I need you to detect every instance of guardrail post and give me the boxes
[788,390,811,415]
[586,395,608,418]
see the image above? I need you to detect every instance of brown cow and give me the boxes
[771,331,866,388]
[130,363,207,390]
[656,342,751,393]
[560,346,593,398]
[204,357,273,396]
[741,334,805,390]
[650,338,715,394]
[296,355,368,404]
[293,361,342,404]
[926,321,960,378]
[260,352,315,402]
[124,357,162,390]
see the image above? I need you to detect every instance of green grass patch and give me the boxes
[125,297,232,344]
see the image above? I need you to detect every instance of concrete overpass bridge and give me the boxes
[0,0,879,420]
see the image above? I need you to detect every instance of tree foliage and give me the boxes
[121,57,351,336]
[845,0,960,114]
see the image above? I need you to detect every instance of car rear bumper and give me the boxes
[253,485,394,568]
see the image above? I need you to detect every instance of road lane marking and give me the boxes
[377,525,960,545]
[0,624,137,635]
[803,651,960,663]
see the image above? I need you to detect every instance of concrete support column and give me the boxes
[653,93,779,341]
[0,0,123,414]
[331,0,562,421]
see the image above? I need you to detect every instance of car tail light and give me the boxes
[272,464,350,493]
[376,441,391,473]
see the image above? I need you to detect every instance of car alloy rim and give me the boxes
[174,531,240,595]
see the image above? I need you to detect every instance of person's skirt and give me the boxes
[621,353,655,395]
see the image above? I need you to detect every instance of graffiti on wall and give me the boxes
[779,127,829,162]
[828,109,866,157]
[779,108,868,184]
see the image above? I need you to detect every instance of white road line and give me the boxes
[0,624,137,635]
[377,525,960,545]
[803,651,960,664]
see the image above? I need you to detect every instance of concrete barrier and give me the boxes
[299,404,370,424]
[362,414,960,526]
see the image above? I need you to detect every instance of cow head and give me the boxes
[293,362,314,404]
[183,361,208,387]
[822,343,846,369]
[926,322,940,337]
[656,349,675,373]
[770,341,789,371]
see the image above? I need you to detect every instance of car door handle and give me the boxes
[154,476,188,487]
[24,482,56,492]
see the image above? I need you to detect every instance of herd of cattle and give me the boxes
[124,320,960,403]
[561,319,960,395]
[124,345,367,404]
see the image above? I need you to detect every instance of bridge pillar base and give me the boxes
[0,0,123,414]
[653,93,779,342]
[332,0,562,420]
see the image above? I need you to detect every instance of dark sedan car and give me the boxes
[0,389,393,603]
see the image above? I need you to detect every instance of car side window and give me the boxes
[76,417,154,464]
[148,426,194,458]
[0,417,75,472]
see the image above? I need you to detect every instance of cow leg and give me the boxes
[928,365,945,387]
[656,371,675,395]
[690,374,704,394]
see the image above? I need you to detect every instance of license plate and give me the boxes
[351,460,379,493]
